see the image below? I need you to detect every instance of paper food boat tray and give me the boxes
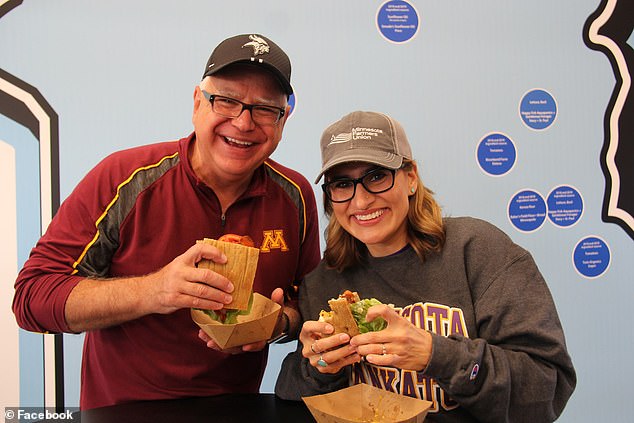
[302,383,431,423]
[191,293,281,349]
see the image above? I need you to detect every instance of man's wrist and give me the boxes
[269,310,295,344]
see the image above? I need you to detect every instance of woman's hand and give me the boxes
[299,320,360,374]
[349,304,432,371]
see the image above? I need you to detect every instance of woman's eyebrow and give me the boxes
[328,165,382,180]
[328,172,352,180]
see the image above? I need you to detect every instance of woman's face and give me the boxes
[327,162,417,257]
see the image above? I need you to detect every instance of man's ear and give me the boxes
[280,103,291,125]
[193,86,202,113]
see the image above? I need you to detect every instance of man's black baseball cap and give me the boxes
[202,34,293,96]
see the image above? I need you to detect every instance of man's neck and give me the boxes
[208,175,252,214]
[188,137,256,212]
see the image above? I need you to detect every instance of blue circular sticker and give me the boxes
[476,133,516,176]
[547,185,583,227]
[573,236,610,278]
[376,0,420,43]
[508,189,547,232]
[287,93,296,118]
[519,89,557,130]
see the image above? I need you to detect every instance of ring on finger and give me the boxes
[382,344,387,355]
[317,355,328,367]
[310,343,318,354]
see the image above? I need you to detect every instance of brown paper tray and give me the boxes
[191,293,281,349]
[303,383,431,423]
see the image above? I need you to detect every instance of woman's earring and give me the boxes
[410,187,415,194]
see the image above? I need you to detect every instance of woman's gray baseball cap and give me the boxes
[315,111,412,183]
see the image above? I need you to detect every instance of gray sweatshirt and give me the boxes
[275,217,576,423]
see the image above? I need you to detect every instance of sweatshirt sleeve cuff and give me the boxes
[422,332,485,390]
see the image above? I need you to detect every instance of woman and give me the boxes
[275,111,576,422]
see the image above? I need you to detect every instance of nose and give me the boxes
[351,182,374,207]
[231,108,256,131]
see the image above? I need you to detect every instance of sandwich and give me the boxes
[196,234,260,323]
[319,290,387,336]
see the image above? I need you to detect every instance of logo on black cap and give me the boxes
[241,35,270,56]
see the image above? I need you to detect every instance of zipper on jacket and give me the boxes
[221,213,226,227]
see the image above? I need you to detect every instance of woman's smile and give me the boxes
[352,208,386,223]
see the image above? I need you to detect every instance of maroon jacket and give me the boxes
[13,134,321,409]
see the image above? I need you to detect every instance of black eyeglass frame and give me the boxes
[201,90,286,125]
[321,167,398,203]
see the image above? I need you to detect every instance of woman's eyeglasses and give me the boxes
[322,168,397,203]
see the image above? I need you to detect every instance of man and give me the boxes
[12,33,320,409]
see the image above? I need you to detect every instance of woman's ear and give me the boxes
[405,162,418,194]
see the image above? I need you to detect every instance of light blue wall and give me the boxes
[2,1,632,421]
[0,113,45,406]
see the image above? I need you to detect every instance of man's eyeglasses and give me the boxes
[201,90,285,125]
[322,168,398,203]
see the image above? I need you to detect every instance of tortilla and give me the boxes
[197,238,260,310]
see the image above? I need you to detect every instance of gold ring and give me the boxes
[382,344,387,355]
[310,343,318,354]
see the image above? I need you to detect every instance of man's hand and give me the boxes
[145,242,235,314]
[65,242,235,332]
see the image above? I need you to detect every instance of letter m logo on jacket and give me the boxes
[260,230,289,252]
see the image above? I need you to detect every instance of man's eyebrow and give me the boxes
[204,84,285,106]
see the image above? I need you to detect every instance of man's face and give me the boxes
[191,64,289,185]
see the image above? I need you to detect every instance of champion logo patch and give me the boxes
[469,363,480,381]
